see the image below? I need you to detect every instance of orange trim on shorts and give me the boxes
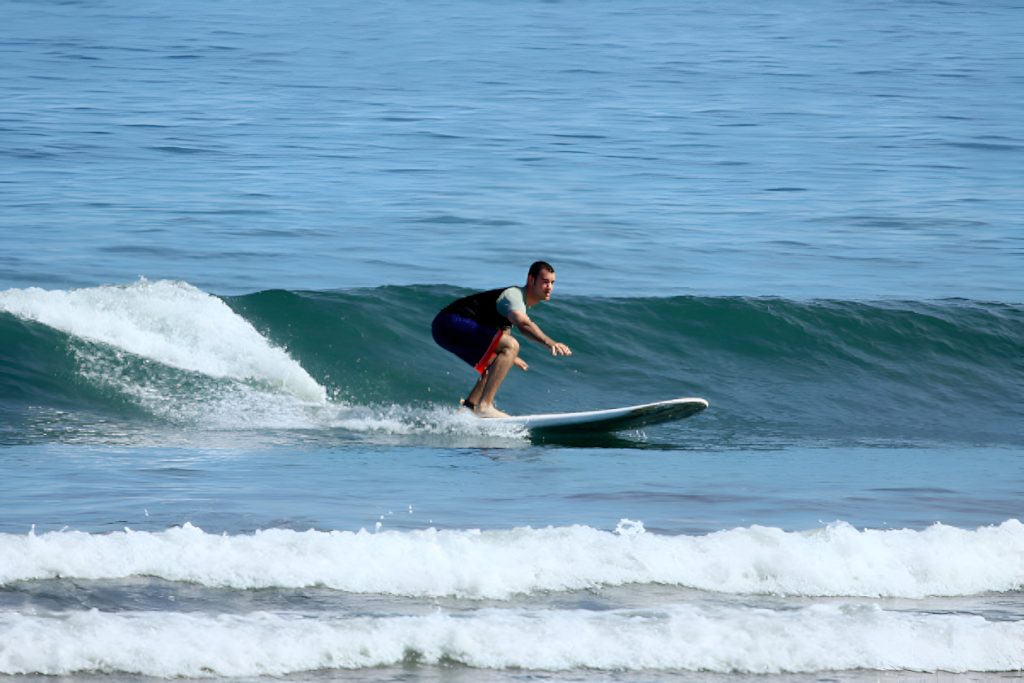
[474,330,504,374]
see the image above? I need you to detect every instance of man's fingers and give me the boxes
[550,342,572,356]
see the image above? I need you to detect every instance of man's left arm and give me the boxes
[507,310,572,356]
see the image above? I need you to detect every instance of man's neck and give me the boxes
[523,285,539,307]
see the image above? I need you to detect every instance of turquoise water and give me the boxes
[1,0,1023,679]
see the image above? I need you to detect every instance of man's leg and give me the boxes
[463,374,486,410]
[467,333,519,418]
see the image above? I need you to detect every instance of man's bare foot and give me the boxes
[474,403,509,418]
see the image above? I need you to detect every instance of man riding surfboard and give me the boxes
[431,261,572,417]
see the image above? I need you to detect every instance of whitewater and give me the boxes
[0,279,327,404]
[4,521,1024,599]
[2,520,1023,676]
[3,606,1022,676]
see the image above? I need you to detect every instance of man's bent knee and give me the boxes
[497,335,520,355]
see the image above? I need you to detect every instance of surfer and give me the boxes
[431,261,572,418]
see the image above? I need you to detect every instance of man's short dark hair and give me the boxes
[528,261,555,279]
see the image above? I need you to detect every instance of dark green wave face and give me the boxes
[2,282,1022,447]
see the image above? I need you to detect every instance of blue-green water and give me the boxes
[1,1,1022,679]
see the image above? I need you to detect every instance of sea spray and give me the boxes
[0,279,326,403]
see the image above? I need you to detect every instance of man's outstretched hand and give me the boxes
[549,342,572,356]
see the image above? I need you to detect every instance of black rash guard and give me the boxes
[439,287,515,331]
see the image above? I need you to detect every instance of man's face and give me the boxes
[528,268,556,302]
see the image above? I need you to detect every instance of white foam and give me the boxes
[0,280,534,436]
[3,520,1022,599]
[0,603,1020,675]
[0,279,326,403]
[323,403,529,438]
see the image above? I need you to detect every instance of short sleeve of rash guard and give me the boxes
[495,286,527,320]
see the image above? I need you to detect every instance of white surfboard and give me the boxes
[489,397,708,432]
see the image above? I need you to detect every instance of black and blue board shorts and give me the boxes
[431,311,503,375]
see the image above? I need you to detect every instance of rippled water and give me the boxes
[2,1,1022,680]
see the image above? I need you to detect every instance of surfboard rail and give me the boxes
[489,397,708,433]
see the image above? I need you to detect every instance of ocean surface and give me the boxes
[1,1,1023,681]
